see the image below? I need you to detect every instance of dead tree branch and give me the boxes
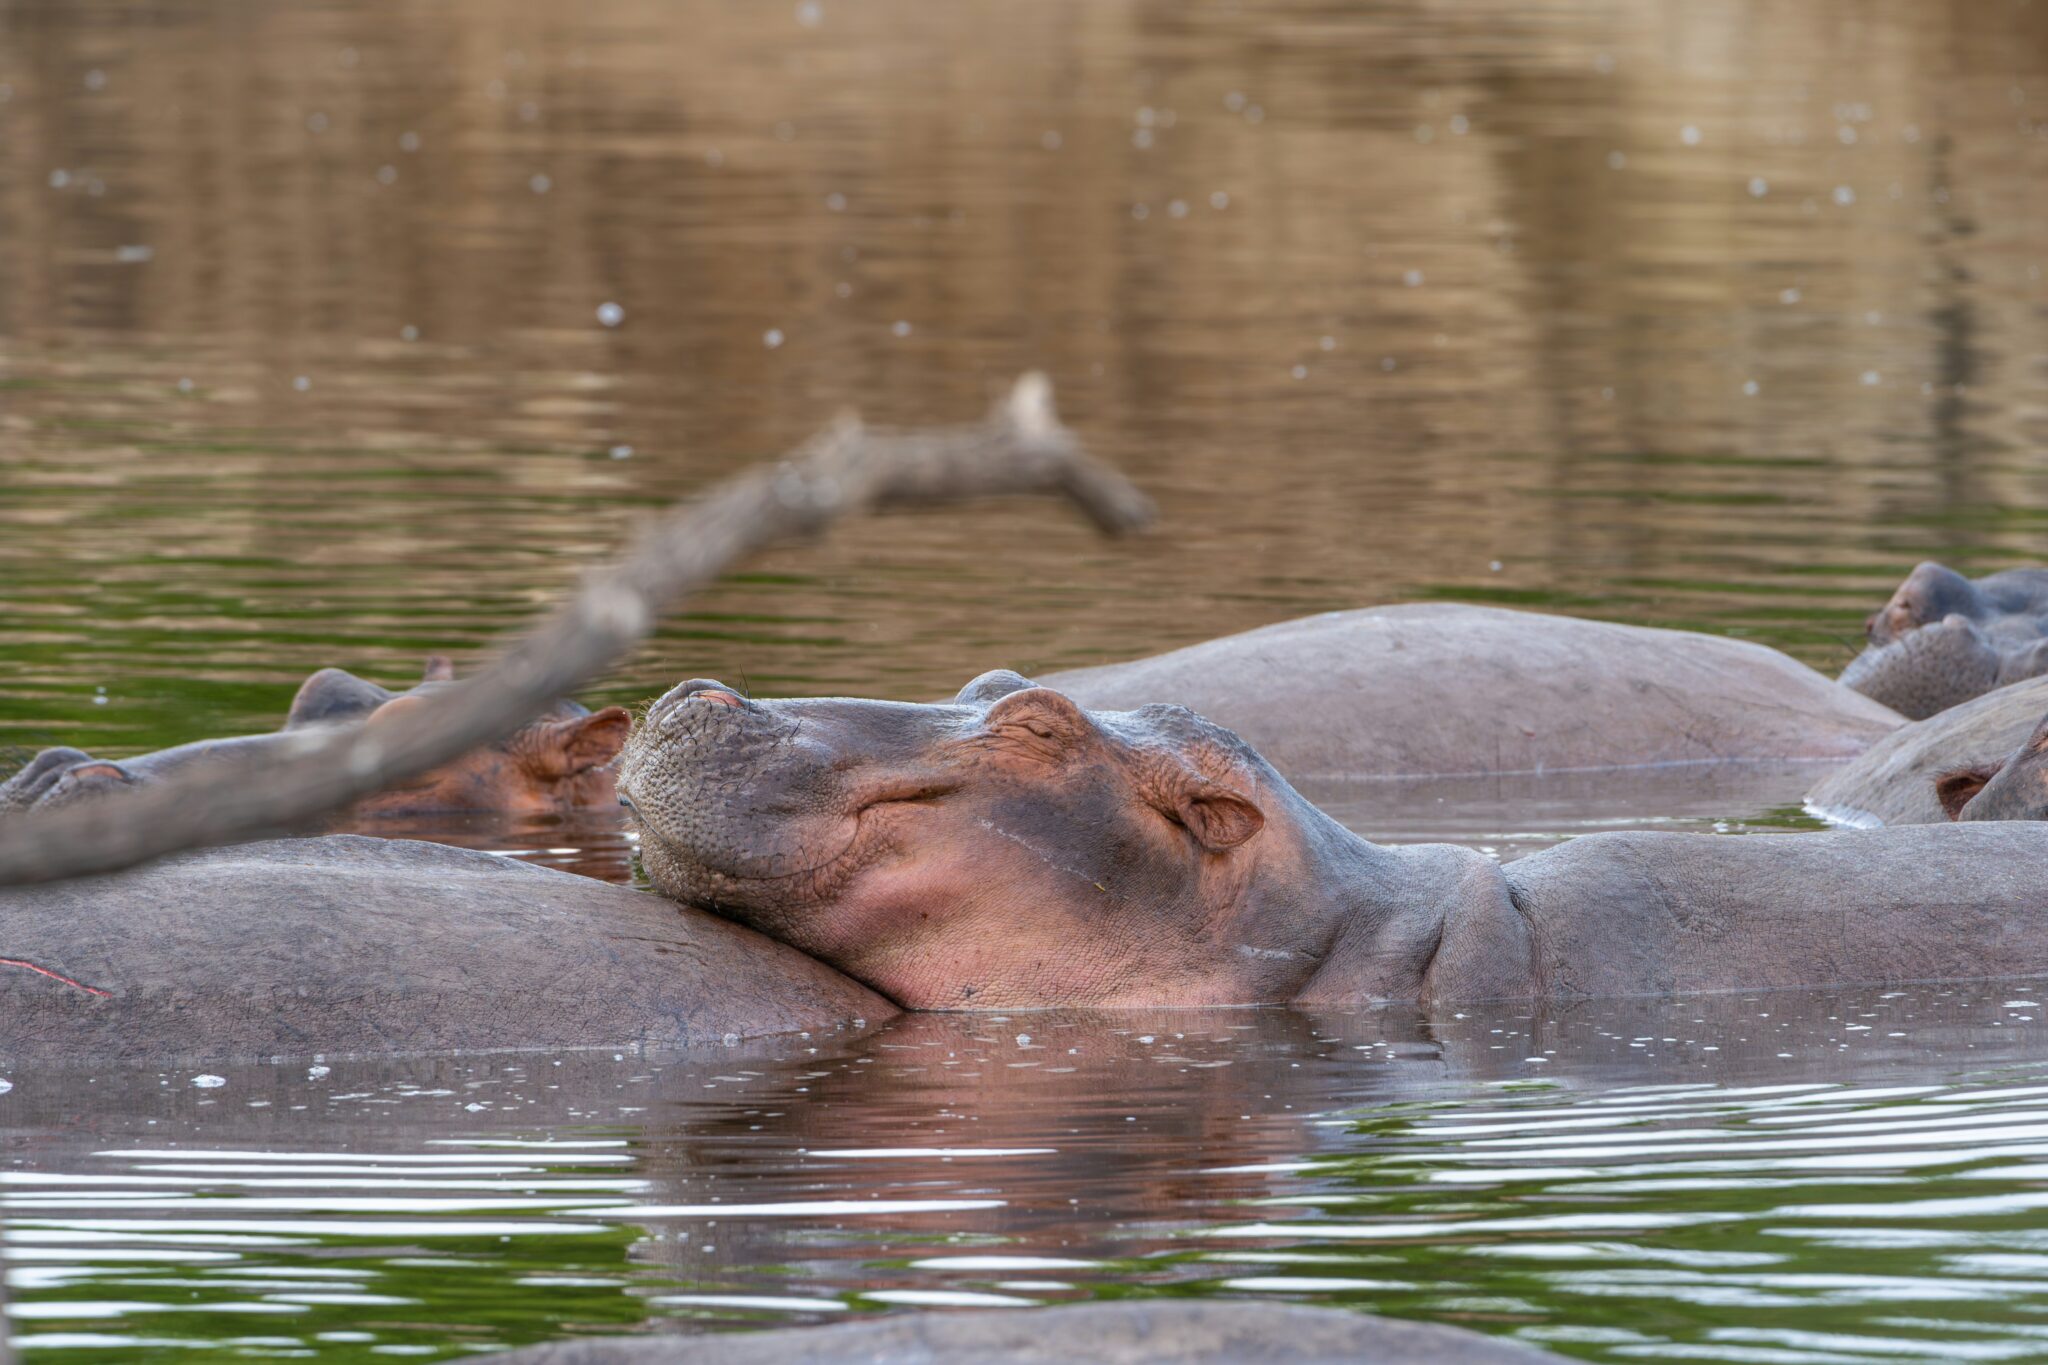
[0,374,1152,885]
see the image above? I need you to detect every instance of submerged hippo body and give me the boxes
[1841,562,2048,720]
[0,659,632,818]
[1039,604,1902,779]
[0,835,890,1065]
[619,674,2048,1010]
[1806,676,2048,827]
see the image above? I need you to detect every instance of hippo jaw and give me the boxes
[617,677,1296,1009]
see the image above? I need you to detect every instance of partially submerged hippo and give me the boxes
[0,658,631,817]
[1840,562,2048,719]
[1037,603,1902,779]
[466,1302,1563,1365]
[0,835,888,1065]
[1806,675,2048,826]
[1936,708,2048,823]
[619,674,2048,1009]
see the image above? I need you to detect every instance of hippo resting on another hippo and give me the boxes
[0,658,631,817]
[617,674,2048,1012]
[1839,562,2048,720]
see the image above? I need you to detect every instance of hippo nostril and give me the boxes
[688,689,745,709]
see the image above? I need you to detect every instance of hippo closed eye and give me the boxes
[619,676,2048,1009]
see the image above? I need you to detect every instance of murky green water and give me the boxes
[5,0,2048,1360]
[12,990,2048,1363]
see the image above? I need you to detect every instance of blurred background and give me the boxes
[3,0,2046,756]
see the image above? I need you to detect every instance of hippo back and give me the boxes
[0,835,891,1066]
[1045,604,1904,779]
[1806,675,2048,826]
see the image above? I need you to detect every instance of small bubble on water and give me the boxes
[1291,364,1308,380]
[1403,268,1424,287]
[48,168,70,189]
[529,172,552,194]
[1680,124,1702,145]
[763,327,785,348]
[1040,130,1062,151]
[400,324,419,341]
[306,111,328,134]
[307,1065,330,1079]
[177,377,194,392]
[192,1074,227,1089]
[1862,370,1881,386]
[1489,560,1503,572]
[114,243,153,263]
[1319,335,1336,351]
[1210,190,1229,209]
[1224,90,1246,112]
[609,444,633,460]
[1167,199,1188,218]
[1381,356,1398,371]
[1607,150,1627,170]
[891,319,912,337]
[705,148,725,167]
[292,375,311,392]
[597,301,625,327]
[1244,104,1264,124]
[1132,128,1154,150]
[1015,1034,1032,1047]
[1748,176,1769,197]
[1449,113,1470,135]
[376,164,397,185]
[399,130,420,152]
[1833,184,1856,206]
[824,191,846,211]
[795,0,823,25]
[1780,287,1802,304]
[1839,124,1858,145]
[84,68,106,91]
[1742,379,1759,396]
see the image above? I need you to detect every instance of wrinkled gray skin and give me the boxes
[1038,603,1902,779]
[1806,675,2048,826]
[619,674,2048,1010]
[1840,562,2048,719]
[466,1302,1563,1365]
[0,835,889,1065]
[1937,709,2048,823]
[0,658,629,817]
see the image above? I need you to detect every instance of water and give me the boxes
[6,1,2048,1360]
[11,989,2048,1363]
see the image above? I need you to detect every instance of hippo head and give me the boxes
[617,672,1328,1009]
[1935,710,2048,823]
[350,692,632,816]
[1842,563,2048,720]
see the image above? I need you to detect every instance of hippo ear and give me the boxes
[1934,763,2001,821]
[956,670,1037,705]
[527,706,633,778]
[1157,771,1265,852]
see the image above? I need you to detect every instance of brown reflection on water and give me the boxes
[2,0,2047,762]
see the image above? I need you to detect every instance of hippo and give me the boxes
[0,658,632,818]
[0,834,888,1065]
[1035,603,1903,779]
[463,1303,1563,1365]
[1839,562,2048,719]
[1935,707,2048,822]
[618,674,2048,1010]
[1805,675,2048,826]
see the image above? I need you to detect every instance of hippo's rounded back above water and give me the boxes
[1807,675,2048,827]
[1840,562,2048,720]
[0,836,890,1065]
[1038,603,1902,779]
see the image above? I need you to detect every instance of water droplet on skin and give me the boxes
[597,301,624,327]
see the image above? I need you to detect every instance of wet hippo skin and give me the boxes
[619,674,2048,1011]
[1040,603,1903,779]
[1840,562,2048,720]
[462,1302,1565,1364]
[0,659,632,818]
[1807,675,2048,826]
[0,836,892,1066]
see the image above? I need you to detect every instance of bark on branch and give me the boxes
[0,374,1152,886]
